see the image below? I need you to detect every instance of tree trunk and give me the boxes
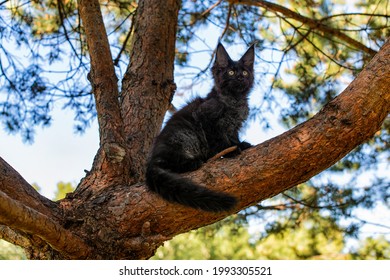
[120,0,180,183]
[0,0,389,259]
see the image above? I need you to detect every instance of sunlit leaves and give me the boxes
[153,215,389,259]
[352,236,390,259]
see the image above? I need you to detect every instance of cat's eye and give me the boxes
[242,70,248,76]
[228,70,235,76]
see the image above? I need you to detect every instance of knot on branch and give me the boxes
[161,79,176,104]
[103,142,126,163]
[122,221,170,259]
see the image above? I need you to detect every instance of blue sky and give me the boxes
[0,107,99,198]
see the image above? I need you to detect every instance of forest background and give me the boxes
[0,0,389,259]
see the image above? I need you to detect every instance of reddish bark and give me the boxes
[120,0,180,183]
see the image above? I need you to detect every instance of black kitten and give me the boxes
[146,43,255,212]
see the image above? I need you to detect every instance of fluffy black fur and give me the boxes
[146,43,255,212]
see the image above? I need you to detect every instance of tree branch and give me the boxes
[76,0,128,187]
[220,2,233,40]
[0,156,93,258]
[0,190,94,259]
[78,0,123,144]
[235,0,378,57]
[0,156,57,217]
[0,225,32,249]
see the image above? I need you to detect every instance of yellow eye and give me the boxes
[228,70,235,76]
[243,70,248,76]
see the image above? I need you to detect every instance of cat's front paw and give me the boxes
[239,141,252,151]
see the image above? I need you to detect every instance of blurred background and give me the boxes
[0,0,389,259]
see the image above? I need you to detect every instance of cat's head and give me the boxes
[212,43,255,97]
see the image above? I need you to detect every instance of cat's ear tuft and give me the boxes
[215,43,232,67]
[240,44,255,69]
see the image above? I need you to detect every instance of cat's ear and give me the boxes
[215,43,232,67]
[240,44,255,69]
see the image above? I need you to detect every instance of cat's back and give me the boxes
[154,97,205,143]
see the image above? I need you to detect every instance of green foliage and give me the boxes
[0,240,26,260]
[351,236,390,260]
[2,181,388,260]
[53,181,75,201]
[153,215,389,260]
[153,217,261,260]
[255,217,347,260]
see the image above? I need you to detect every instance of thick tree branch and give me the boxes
[0,156,94,258]
[0,190,94,259]
[0,156,57,217]
[78,0,123,146]
[0,225,32,249]
[235,0,378,57]
[76,0,128,189]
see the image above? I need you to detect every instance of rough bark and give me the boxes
[0,0,389,260]
[76,0,128,195]
[0,156,93,259]
[120,0,180,183]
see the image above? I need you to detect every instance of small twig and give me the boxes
[113,10,136,66]
[209,146,238,162]
[201,0,223,17]
[349,215,390,230]
[219,3,233,41]
[57,0,85,69]
[191,2,234,82]
[236,0,377,57]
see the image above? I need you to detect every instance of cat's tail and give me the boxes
[146,161,237,212]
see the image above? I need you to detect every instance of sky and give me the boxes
[0,107,99,198]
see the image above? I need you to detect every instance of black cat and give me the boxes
[146,43,255,212]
